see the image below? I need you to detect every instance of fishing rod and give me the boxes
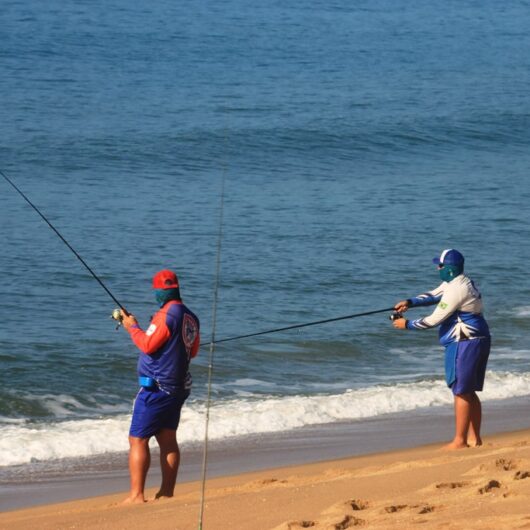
[197,137,227,530]
[200,306,397,347]
[1,169,125,312]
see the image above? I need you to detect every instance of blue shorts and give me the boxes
[129,387,190,439]
[445,337,491,395]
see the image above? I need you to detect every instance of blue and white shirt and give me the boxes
[406,274,490,346]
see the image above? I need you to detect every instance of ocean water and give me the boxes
[1,0,530,471]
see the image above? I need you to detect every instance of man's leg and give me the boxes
[154,428,180,499]
[445,393,473,450]
[449,338,489,449]
[467,392,482,446]
[124,436,151,503]
[467,338,489,447]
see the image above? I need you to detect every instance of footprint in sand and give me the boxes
[384,504,408,513]
[332,515,365,528]
[418,504,436,514]
[478,479,501,494]
[315,499,369,529]
[287,521,315,529]
[495,458,517,471]
[514,470,530,480]
[260,478,288,485]
[384,504,437,515]
[348,499,370,511]
[435,481,468,489]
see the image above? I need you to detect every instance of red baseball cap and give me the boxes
[152,269,179,289]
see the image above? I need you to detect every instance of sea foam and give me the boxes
[514,306,530,317]
[1,370,529,467]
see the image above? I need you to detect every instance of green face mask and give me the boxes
[439,264,462,282]
[155,288,180,307]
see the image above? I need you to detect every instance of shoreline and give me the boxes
[1,427,529,529]
[1,395,529,513]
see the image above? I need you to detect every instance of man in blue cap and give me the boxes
[392,249,491,449]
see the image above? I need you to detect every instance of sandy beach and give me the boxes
[3,2,530,529]
[2,427,529,530]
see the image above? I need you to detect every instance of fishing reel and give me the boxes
[111,308,123,330]
[389,311,403,321]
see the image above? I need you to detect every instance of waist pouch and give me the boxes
[138,376,157,389]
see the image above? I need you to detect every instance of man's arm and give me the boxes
[122,310,171,354]
[406,286,461,330]
[394,284,445,315]
[407,283,445,307]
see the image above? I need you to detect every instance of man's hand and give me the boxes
[120,310,138,332]
[394,300,410,313]
[392,317,408,330]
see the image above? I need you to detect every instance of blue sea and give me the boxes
[1,0,530,473]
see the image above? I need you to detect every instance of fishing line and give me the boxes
[199,306,396,347]
[0,169,125,310]
[198,142,227,530]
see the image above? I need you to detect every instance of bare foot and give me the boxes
[468,438,483,447]
[122,494,146,504]
[442,441,469,450]
[154,490,174,500]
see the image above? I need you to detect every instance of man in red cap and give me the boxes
[120,269,200,503]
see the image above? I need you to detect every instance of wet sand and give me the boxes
[1,427,529,529]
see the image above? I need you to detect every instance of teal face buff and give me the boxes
[438,264,462,282]
[155,288,180,307]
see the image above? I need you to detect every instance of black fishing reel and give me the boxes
[389,311,403,321]
[111,308,123,329]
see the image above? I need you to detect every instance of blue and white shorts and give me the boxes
[445,337,491,395]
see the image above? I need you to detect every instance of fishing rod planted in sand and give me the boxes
[1,169,126,322]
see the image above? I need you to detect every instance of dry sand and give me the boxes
[1,429,529,530]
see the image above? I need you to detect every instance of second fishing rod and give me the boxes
[1,169,127,322]
[2,169,400,339]
[200,306,399,347]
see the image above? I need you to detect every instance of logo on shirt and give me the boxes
[438,302,448,310]
[183,314,198,351]
[146,323,157,336]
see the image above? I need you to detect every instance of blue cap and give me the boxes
[432,249,465,267]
